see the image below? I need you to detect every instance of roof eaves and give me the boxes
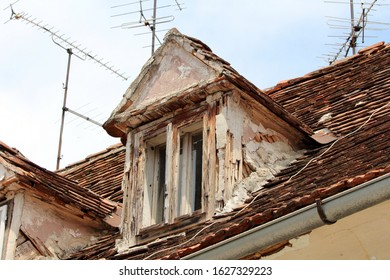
[184,172,390,259]
[0,142,118,220]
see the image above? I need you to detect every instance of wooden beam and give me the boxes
[4,192,24,259]
[203,102,217,218]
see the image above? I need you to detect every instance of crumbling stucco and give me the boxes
[216,140,304,214]
[18,194,108,259]
[214,93,305,214]
[131,42,218,110]
[0,163,13,186]
[0,164,6,181]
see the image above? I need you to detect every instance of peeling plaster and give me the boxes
[217,140,304,214]
[45,227,95,258]
[213,93,305,214]
[318,112,332,124]
[178,64,192,79]
[0,164,5,181]
[0,164,11,183]
[215,114,229,149]
[245,141,302,176]
[19,195,107,259]
[134,45,217,109]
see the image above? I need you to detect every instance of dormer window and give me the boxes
[105,29,308,249]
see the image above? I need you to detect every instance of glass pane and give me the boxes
[178,138,184,216]
[0,204,7,259]
[156,145,166,223]
[192,132,203,211]
[177,130,203,216]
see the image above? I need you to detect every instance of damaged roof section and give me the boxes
[70,39,390,260]
[0,141,118,220]
[71,95,390,260]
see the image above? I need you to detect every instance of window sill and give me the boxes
[137,210,205,244]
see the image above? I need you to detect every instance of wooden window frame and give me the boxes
[123,104,218,245]
[141,121,204,228]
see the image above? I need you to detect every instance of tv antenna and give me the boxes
[323,0,390,64]
[111,0,185,55]
[6,6,129,169]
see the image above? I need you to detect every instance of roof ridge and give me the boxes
[265,41,389,95]
[57,143,124,174]
[357,41,385,55]
[0,141,26,158]
[165,28,213,52]
[1,140,118,218]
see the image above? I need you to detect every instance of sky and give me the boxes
[0,0,389,171]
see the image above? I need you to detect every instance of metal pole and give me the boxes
[350,0,356,55]
[151,0,157,55]
[66,108,102,127]
[56,48,72,170]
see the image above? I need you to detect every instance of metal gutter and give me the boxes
[183,173,390,259]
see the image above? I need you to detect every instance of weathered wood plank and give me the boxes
[166,123,175,223]
[203,102,217,218]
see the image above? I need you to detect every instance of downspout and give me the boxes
[183,173,390,260]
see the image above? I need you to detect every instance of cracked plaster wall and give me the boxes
[132,42,217,110]
[221,141,303,213]
[16,194,107,259]
[214,94,305,214]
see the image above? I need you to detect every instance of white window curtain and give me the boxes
[0,204,7,259]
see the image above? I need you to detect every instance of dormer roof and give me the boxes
[103,28,313,144]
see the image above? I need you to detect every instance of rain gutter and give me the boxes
[183,173,390,259]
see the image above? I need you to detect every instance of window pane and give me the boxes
[0,204,7,259]
[192,133,203,211]
[156,145,166,223]
[177,130,203,216]
[178,139,183,216]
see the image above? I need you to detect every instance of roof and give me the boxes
[265,42,390,135]
[103,28,313,144]
[57,143,125,203]
[0,141,118,219]
[69,40,390,259]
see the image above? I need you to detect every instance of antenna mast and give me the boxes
[349,0,357,55]
[8,9,129,80]
[111,0,184,55]
[151,0,157,55]
[7,8,124,169]
[324,0,389,64]
[57,49,72,170]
